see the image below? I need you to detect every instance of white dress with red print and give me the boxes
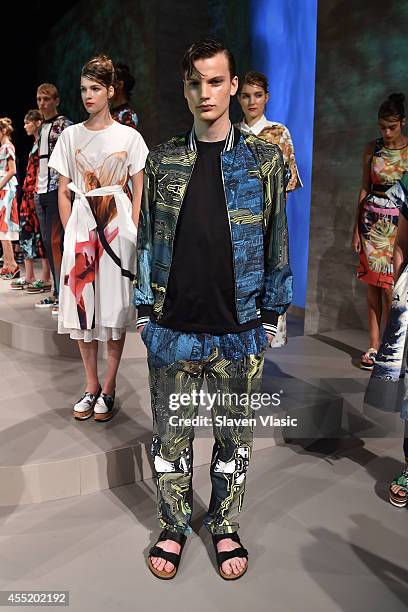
[0,143,19,241]
[49,121,148,341]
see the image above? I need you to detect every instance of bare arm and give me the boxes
[58,175,72,229]
[0,159,16,190]
[130,170,144,226]
[393,214,408,283]
[352,141,374,252]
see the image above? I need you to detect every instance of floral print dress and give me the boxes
[19,141,45,259]
[0,143,19,241]
[357,138,408,287]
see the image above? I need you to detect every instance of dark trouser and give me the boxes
[35,191,63,297]
[147,346,265,536]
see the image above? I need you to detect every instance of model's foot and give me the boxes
[360,348,377,370]
[216,538,248,576]
[35,296,55,308]
[10,277,31,290]
[51,300,59,316]
[150,539,181,574]
[26,279,52,293]
[1,266,20,280]
[94,392,115,421]
[73,386,101,420]
[390,465,408,507]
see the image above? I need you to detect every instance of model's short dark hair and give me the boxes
[81,54,116,89]
[239,71,268,94]
[378,92,406,121]
[114,62,135,99]
[181,39,236,80]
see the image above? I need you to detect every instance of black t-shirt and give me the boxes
[158,138,260,334]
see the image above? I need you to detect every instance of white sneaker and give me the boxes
[94,392,115,422]
[73,388,101,420]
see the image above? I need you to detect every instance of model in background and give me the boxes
[11,110,51,292]
[111,63,139,130]
[365,172,408,507]
[0,117,19,280]
[352,93,408,369]
[49,54,148,422]
[238,71,301,192]
[135,41,291,580]
[238,70,301,347]
[34,83,72,312]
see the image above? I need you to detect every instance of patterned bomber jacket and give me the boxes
[133,125,293,334]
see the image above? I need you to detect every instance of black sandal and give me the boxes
[212,532,248,580]
[147,529,187,580]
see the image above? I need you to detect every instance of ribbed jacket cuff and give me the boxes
[261,309,279,336]
[137,305,153,328]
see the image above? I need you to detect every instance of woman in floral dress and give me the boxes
[237,71,301,347]
[12,110,51,291]
[352,93,408,369]
[0,117,19,279]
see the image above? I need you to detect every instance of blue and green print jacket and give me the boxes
[133,124,292,336]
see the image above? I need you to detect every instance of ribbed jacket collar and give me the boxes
[187,122,235,152]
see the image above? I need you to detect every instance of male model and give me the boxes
[34,83,72,314]
[134,40,292,580]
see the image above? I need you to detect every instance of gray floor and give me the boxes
[0,438,407,611]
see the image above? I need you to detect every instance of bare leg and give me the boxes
[77,340,100,394]
[24,258,36,283]
[1,240,17,270]
[367,285,382,349]
[40,258,51,283]
[381,286,393,331]
[103,334,126,395]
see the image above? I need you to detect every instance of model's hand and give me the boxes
[137,325,146,334]
[267,332,274,344]
[352,228,361,253]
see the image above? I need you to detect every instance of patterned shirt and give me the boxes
[239,115,301,192]
[111,103,139,130]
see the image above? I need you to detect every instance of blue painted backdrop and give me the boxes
[250,0,318,308]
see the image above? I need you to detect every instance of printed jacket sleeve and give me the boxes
[133,153,155,327]
[260,145,293,335]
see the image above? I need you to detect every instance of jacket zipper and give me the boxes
[156,153,197,320]
[220,152,238,322]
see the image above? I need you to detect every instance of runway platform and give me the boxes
[2,279,400,508]
[0,281,307,506]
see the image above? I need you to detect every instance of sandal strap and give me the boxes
[159,528,187,546]
[148,529,187,568]
[212,532,248,566]
[216,546,248,565]
[391,470,408,490]
[212,531,242,545]
[148,546,181,567]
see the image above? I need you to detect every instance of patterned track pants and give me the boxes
[147,346,264,535]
